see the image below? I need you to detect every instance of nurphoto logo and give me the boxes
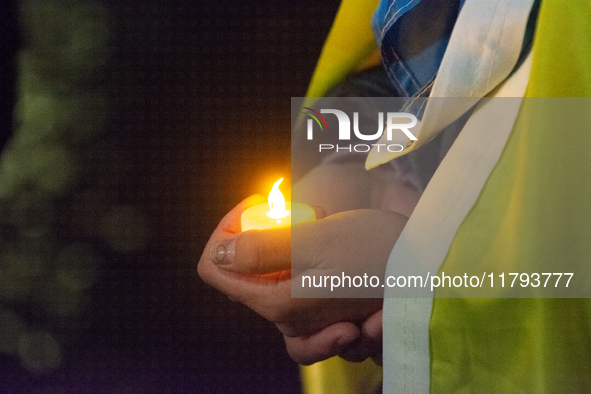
[302,108,418,153]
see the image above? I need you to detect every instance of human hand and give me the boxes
[283,308,383,365]
[197,195,407,364]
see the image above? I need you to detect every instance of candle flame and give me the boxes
[267,178,289,219]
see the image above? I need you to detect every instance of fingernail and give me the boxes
[210,238,236,266]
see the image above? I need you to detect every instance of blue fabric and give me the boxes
[372,0,464,98]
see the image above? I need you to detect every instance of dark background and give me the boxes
[0,1,342,392]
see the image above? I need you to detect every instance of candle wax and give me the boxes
[241,202,316,231]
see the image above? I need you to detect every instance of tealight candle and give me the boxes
[241,178,316,231]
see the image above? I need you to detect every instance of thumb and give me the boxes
[210,225,292,274]
[210,204,326,274]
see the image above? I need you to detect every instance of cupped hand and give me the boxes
[197,195,407,364]
[283,308,383,365]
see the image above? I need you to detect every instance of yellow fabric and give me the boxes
[301,357,382,394]
[526,0,591,97]
[431,1,591,391]
[304,0,380,98]
[300,1,383,393]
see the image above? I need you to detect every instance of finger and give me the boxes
[284,322,360,365]
[210,205,326,274]
[361,309,383,340]
[337,337,373,363]
[198,194,265,279]
[210,225,292,274]
[363,310,383,365]
[371,353,383,366]
[198,194,290,302]
[338,310,383,363]
[337,333,382,363]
